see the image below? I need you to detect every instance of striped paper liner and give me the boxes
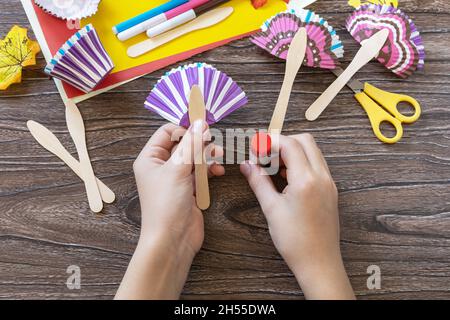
[286,5,344,59]
[45,24,114,93]
[251,10,343,70]
[145,63,247,127]
[346,4,425,78]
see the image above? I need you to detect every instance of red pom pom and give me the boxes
[251,0,268,9]
[251,132,272,157]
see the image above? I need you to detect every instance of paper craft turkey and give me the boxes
[346,4,425,78]
[251,4,344,70]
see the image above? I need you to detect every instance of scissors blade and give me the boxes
[331,68,365,94]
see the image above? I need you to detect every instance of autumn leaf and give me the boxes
[0,25,41,90]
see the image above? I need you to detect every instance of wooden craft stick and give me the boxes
[188,85,210,210]
[65,100,104,213]
[268,27,307,133]
[305,29,390,121]
[127,7,234,58]
[27,121,116,204]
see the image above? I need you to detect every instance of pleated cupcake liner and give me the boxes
[45,24,114,93]
[252,11,342,70]
[34,0,102,20]
[145,63,248,127]
[346,4,425,77]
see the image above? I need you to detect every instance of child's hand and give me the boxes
[134,121,224,255]
[240,134,354,300]
[116,121,224,300]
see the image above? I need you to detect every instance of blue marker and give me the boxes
[112,0,189,34]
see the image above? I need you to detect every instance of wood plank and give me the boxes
[0,0,449,299]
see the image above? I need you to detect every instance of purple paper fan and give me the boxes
[251,12,340,70]
[346,4,425,78]
[45,24,114,93]
[145,63,248,127]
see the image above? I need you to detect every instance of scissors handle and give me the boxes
[364,83,421,123]
[355,92,403,144]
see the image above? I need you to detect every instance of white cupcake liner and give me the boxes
[34,0,102,20]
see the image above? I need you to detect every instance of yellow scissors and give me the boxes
[332,68,421,144]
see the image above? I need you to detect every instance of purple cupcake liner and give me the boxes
[45,24,114,93]
[145,63,248,127]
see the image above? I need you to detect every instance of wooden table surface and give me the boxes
[1,0,449,300]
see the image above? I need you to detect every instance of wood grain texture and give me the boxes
[0,0,449,300]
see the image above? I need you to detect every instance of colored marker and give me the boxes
[118,0,209,41]
[112,0,188,35]
[147,0,229,38]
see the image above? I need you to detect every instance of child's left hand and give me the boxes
[116,121,224,300]
[135,121,224,255]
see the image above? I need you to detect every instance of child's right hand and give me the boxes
[240,134,355,300]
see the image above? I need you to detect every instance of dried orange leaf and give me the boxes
[0,25,41,90]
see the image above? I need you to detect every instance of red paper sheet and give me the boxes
[31,2,256,99]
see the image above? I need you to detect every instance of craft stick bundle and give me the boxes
[27,99,116,213]
[27,120,116,205]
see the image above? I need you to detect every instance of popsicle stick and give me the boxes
[65,100,103,213]
[127,7,234,58]
[188,85,210,210]
[268,27,308,133]
[27,121,116,204]
[305,29,390,121]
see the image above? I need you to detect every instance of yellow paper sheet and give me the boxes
[83,0,287,74]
